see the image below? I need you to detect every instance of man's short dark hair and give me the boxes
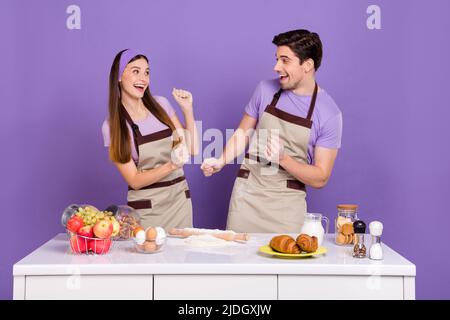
[272,29,323,71]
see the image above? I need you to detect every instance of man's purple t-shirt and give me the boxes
[102,95,175,162]
[245,79,342,163]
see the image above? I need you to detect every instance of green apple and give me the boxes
[111,219,120,237]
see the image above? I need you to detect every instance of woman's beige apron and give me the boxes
[227,83,318,233]
[122,108,193,231]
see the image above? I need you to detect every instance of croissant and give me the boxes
[296,234,318,253]
[270,235,301,254]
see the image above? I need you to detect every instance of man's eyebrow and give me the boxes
[275,55,292,59]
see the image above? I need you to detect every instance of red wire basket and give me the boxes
[67,229,113,255]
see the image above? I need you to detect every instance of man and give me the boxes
[201,29,342,233]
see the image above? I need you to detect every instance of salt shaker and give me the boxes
[353,220,366,258]
[369,221,384,260]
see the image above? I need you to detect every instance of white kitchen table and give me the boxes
[13,233,415,300]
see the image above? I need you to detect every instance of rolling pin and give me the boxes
[169,228,250,241]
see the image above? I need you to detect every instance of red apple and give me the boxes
[70,235,88,253]
[78,225,94,238]
[89,239,112,254]
[67,216,84,233]
[93,220,113,239]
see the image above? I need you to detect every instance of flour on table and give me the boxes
[183,228,236,235]
[184,234,233,247]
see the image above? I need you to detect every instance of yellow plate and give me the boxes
[259,245,327,258]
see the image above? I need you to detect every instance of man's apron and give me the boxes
[227,83,318,233]
[122,107,193,231]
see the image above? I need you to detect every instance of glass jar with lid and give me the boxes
[335,204,358,245]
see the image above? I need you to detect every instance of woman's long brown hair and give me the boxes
[108,50,179,163]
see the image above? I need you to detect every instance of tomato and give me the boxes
[66,215,84,233]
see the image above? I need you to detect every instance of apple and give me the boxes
[111,219,120,237]
[67,216,84,233]
[89,239,112,254]
[70,235,88,253]
[93,220,113,239]
[78,225,94,238]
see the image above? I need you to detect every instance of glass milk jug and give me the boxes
[300,213,329,246]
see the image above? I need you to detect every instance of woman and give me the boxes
[102,49,198,230]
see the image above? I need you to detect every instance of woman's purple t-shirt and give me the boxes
[244,79,342,163]
[102,95,175,162]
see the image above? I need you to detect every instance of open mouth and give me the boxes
[133,83,146,93]
[279,75,289,82]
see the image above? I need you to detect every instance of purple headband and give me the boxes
[118,49,144,81]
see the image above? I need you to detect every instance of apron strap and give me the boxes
[306,82,318,121]
[270,89,283,106]
[270,83,317,120]
[121,106,142,156]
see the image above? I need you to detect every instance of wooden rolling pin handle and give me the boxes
[169,228,204,238]
[211,232,249,241]
[168,228,185,237]
[234,233,250,241]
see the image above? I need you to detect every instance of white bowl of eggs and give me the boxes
[133,226,166,253]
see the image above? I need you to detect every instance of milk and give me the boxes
[300,221,325,246]
[299,213,329,247]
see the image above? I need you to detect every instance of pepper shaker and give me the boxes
[353,220,366,258]
[369,221,384,260]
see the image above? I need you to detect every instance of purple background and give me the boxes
[1,0,449,299]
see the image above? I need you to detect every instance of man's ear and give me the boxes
[302,58,315,73]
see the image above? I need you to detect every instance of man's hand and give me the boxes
[200,157,225,177]
[264,134,286,163]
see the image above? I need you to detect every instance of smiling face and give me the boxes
[119,58,149,99]
[273,45,314,91]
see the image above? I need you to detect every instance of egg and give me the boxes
[134,231,146,245]
[133,226,144,237]
[145,227,157,241]
[144,240,157,252]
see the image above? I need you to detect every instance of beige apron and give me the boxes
[227,83,318,233]
[122,107,193,231]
